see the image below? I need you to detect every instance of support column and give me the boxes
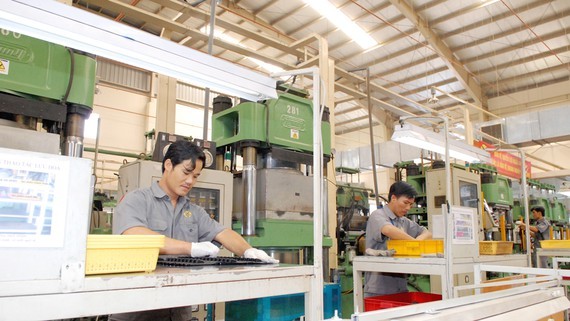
[155,74,177,134]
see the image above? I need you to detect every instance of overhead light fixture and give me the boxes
[304,0,377,50]
[0,0,277,101]
[428,87,439,104]
[391,123,490,163]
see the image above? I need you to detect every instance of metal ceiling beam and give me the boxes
[219,0,294,43]
[265,2,309,27]
[250,0,278,16]
[477,46,569,81]
[336,68,438,115]
[154,0,304,57]
[285,1,353,37]
[486,64,570,90]
[336,105,366,116]
[335,82,412,118]
[81,0,297,71]
[387,0,483,107]
[463,31,568,66]
[336,120,382,135]
[366,24,569,106]
[361,0,549,93]
[389,10,569,97]
[328,0,449,54]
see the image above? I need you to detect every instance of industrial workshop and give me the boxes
[1,0,570,320]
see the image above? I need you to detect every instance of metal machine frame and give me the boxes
[352,263,569,321]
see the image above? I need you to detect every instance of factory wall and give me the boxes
[334,123,395,196]
[83,83,152,192]
[335,124,387,152]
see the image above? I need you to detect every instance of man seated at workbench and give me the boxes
[364,181,432,297]
[110,140,277,321]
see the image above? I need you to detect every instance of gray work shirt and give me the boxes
[110,181,226,321]
[364,206,427,296]
[534,217,551,247]
[113,181,225,241]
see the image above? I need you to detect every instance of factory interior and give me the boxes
[2,0,570,320]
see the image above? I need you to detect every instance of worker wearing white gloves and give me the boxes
[244,247,279,263]
[111,140,277,321]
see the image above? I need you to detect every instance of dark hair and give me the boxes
[531,205,545,217]
[388,181,417,201]
[161,140,206,173]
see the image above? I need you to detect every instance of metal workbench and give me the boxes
[0,264,314,320]
[352,254,528,313]
[537,247,570,268]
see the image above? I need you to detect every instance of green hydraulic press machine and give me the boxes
[212,84,333,266]
[212,85,340,319]
[0,30,97,156]
[470,163,515,242]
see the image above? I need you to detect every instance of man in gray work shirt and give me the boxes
[519,205,551,268]
[364,181,432,297]
[110,140,277,321]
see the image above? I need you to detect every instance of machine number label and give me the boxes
[286,104,300,115]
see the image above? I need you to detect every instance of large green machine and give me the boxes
[513,180,569,240]
[335,181,371,317]
[0,30,97,156]
[470,163,515,242]
[212,86,332,263]
[212,85,337,317]
[213,90,331,155]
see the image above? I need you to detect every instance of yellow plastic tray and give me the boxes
[540,240,570,249]
[479,241,513,255]
[85,234,165,275]
[387,240,444,256]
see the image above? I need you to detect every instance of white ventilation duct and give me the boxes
[504,105,570,146]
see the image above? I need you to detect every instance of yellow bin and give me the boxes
[386,240,444,256]
[479,241,513,255]
[540,240,570,249]
[85,234,165,275]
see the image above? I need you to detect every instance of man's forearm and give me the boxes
[381,225,415,240]
[214,229,252,256]
[416,230,432,240]
[123,226,191,255]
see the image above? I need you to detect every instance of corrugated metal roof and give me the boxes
[73,0,570,171]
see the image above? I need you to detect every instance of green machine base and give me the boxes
[233,219,333,248]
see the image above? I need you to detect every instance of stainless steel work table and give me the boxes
[0,264,315,320]
[352,254,528,313]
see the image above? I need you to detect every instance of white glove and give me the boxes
[190,242,219,257]
[244,248,279,263]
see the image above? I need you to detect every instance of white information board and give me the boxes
[0,154,69,247]
[451,205,476,245]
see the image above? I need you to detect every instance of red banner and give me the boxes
[474,141,531,179]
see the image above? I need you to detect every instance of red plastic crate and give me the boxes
[364,292,442,311]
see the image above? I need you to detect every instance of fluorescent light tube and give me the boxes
[0,0,277,101]
[392,123,490,163]
[304,0,377,50]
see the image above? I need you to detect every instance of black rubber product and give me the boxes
[157,255,270,267]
